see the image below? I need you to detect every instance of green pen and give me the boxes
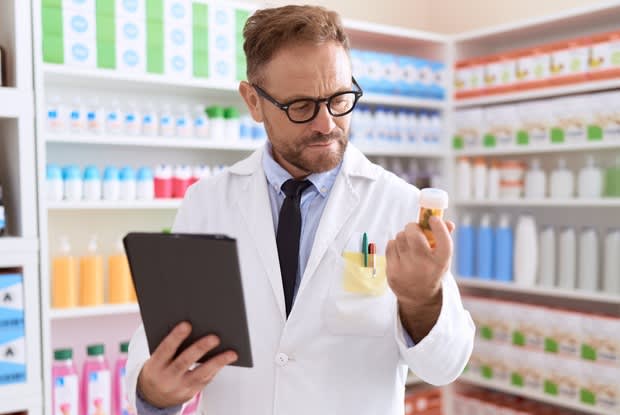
[362,232,368,267]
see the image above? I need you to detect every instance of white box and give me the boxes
[116,0,146,19]
[62,0,95,13]
[116,18,146,72]
[63,8,96,40]
[164,23,192,78]
[64,37,97,67]
[63,8,96,67]
[0,328,26,385]
[164,0,192,27]
[0,273,23,327]
[208,4,235,81]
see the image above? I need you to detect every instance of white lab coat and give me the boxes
[126,144,474,415]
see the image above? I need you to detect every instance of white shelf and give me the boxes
[455,198,620,208]
[454,140,620,157]
[0,88,32,118]
[45,134,265,151]
[50,303,140,319]
[356,144,445,157]
[454,78,620,108]
[362,93,447,110]
[0,237,39,254]
[457,278,620,303]
[0,387,41,413]
[47,200,182,210]
[458,373,617,415]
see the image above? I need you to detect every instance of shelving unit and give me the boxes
[47,200,183,211]
[454,141,620,157]
[455,198,620,207]
[50,304,140,320]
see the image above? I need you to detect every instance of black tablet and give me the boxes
[123,232,253,368]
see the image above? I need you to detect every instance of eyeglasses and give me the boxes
[252,77,364,124]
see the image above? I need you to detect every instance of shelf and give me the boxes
[47,200,182,210]
[362,93,447,110]
[453,140,620,157]
[0,88,32,118]
[356,144,446,157]
[45,134,265,151]
[0,237,39,254]
[454,78,620,108]
[455,198,620,207]
[50,303,140,319]
[457,278,620,304]
[458,373,617,415]
[0,389,41,413]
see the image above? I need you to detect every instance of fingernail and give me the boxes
[206,336,219,347]
[229,352,238,362]
[179,322,190,333]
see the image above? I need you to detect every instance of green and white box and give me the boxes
[208,2,235,81]
[164,0,192,78]
[63,5,97,67]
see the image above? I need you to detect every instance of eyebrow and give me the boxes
[279,84,354,102]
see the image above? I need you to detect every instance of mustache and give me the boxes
[304,131,345,145]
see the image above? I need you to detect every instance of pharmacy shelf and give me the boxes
[362,93,447,110]
[458,373,616,415]
[45,134,265,151]
[356,143,446,158]
[0,88,32,118]
[0,237,39,253]
[454,140,620,157]
[0,386,41,413]
[454,78,620,108]
[455,198,620,207]
[457,278,620,304]
[50,303,140,320]
[47,200,182,210]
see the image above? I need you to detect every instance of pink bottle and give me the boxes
[52,348,79,415]
[154,164,173,199]
[172,165,192,198]
[81,344,111,415]
[113,342,134,415]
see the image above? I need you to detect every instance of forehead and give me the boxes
[260,41,352,96]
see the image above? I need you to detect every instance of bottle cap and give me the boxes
[54,348,73,360]
[83,165,100,181]
[137,167,153,181]
[46,164,62,180]
[206,106,224,119]
[419,188,449,209]
[62,165,81,180]
[103,166,120,181]
[223,107,240,119]
[120,342,129,353]
[119,167,135,181]
[155,164,173,179]
[480,213,492,227]
[86,344,105,356]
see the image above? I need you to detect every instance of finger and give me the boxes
[171,335,220,374]
[385,239,400,277]
[404,222,432,257]
[151,322,193,365]
[394,230,411,257]
[186,351,238,387]
[429,216,453,261]
[446,220,456,234]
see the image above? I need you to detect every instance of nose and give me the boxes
[310,102,336,135]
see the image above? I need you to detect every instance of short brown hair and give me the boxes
[242,5,350,83]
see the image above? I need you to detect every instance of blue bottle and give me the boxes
[457,214,475,278]
[495,214,514,282]
[476,214,494,280]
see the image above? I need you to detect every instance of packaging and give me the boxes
[483,54,515,94]
[63,7,96,67]
[516,100,553,146]
[397,56,417,97]
[163,0,192,78]
[580,363,620,410]
[0,272,25,385]
[116,17,146,73]
[381,53,399,95]
[416,58,435,99]
[589,91,620,140]
[520,350,545,392]
[581,314,620,367]
[587,31,620,80]
[0,272,24,328]
[483,105,518,148]
[544,309,581,358]
[430,61,446,100]
[514,47,551,89]
[551,96,588,143]
[454,61,470,99]
[453,109,483,150]
[208,3,236,81]
[350,49,369,91]
[548,39,589,85]
[543,353,580,402]
[511,303,545,351]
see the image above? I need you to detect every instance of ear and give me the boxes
[239,81,263,122]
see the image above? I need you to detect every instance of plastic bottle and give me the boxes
[79,236,104,306]
[513,214,538,286]
[487,160,500,200]
[476,213,494,280]
[577,155,603,198]
[240,115,253,141]
[81,344,111,415]
[52,236,78,308]
[102,167,120,201]
[113,342,131,415]
[207,106,225,141]
[537,226,556,287]
[124,101,141,136]
[549,158,574,198]
[154,164,173,198]
[578,227,599,292]
[47,164,64,202]
[603,228,620,293]
[69,96,86,134]
[136,167,154,200]
[524,158,546,199]
[495,214,513,282]
[175,104,193,138]
[52,348,79,415]
[142,102,159,137]
[108,239,132,304]
[119,167,136,201]
[190,165,211,187]
[558,227,577,289]
[457,214,475,278]
[63,165,83,202]
[83,166,102,201]
[86,96,105,135]
[173,165,192,199]
[160,104,175,137]
[193,105,209,139]
[604,155,620,197]
[417,188,448,249]
[47,95,66,133]
[456,157,472,200]
[224,107,240,143]
[472,158,487,200]
[105,99,123,135]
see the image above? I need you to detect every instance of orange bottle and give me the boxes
[108,239,133,304]
[79,235,104,306]
[51,236,78,308]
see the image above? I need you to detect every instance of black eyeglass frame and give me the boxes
[251,77,364,124]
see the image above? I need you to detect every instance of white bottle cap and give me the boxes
[419,188,449,209]
[59,236,71,254]
[498,214,511,228]
[480,213,492,227]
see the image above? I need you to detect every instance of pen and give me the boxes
[368,243,376,277]
[362,232,368,267]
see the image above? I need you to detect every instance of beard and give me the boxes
[264,119,349,175]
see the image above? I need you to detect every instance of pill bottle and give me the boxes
[418,188,449,249]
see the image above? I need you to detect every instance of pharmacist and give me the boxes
[127,5,474,415]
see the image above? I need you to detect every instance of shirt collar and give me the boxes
[262,141,341,198]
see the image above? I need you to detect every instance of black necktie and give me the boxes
[276,179,312,317]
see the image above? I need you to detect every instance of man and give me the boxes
[127,5,474,415]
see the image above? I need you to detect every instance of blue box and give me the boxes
[0,325,26,385]
[0,273,24,329]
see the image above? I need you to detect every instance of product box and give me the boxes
[116,17,146,72]
[453,60,470,99]
[364,50,384,94]
[551,96,588,143]
[483,54,515,94]
[588,91,620,141]
[63,7,97,67]
[543,353,580,402]
[62,0,95,13]
[452,108,483,150]
[580,313,620,367]
[115,0,145,19]
[0,273,24,329]
[516,100,553,146]
[511,303,545,351]
[587,30,620,80]
[580,363,620,410]
[548,39,589,85]
[416,58,435,99]
[380,52,398,95]
[207,3,235,81]
[398,55,418,97]
[483,105,518,148]
[0,325,26,385]
[514,47,551,89]
[429,61,445,100]
[543,308,581,358]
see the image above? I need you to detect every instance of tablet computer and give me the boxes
[123,232,253,368]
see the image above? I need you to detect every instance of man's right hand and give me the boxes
[137,321,238,409]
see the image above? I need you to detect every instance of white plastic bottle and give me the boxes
[142,102,159,137]
[456,157,472,200]
[487,160,500,200]
[102,166,120,201]
[124,101,142,136]
[160,104,175,137]
[538,226,556,287]
[472,158,487,200]
[47,95,66,133]
[524,158,546,199]
[69,96,85,134]
[63,165,82,202]
[82,166,101,201]
[46,164,64,202]
[514,214,538,286]
[175,104,193,138]
[558,227,577,289]
[603,229,620,294]
[136,167,154,200]
[193,105,209,138]
[577,155,603,199]
[86,96,105,135]
[550,158,574,198]
[119,167,136,201]
[105,99,123,135]
[578,227,599,292]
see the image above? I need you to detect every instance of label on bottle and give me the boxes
[54,374,79,415]
[119,366,131,415]
[87,370,111,415]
